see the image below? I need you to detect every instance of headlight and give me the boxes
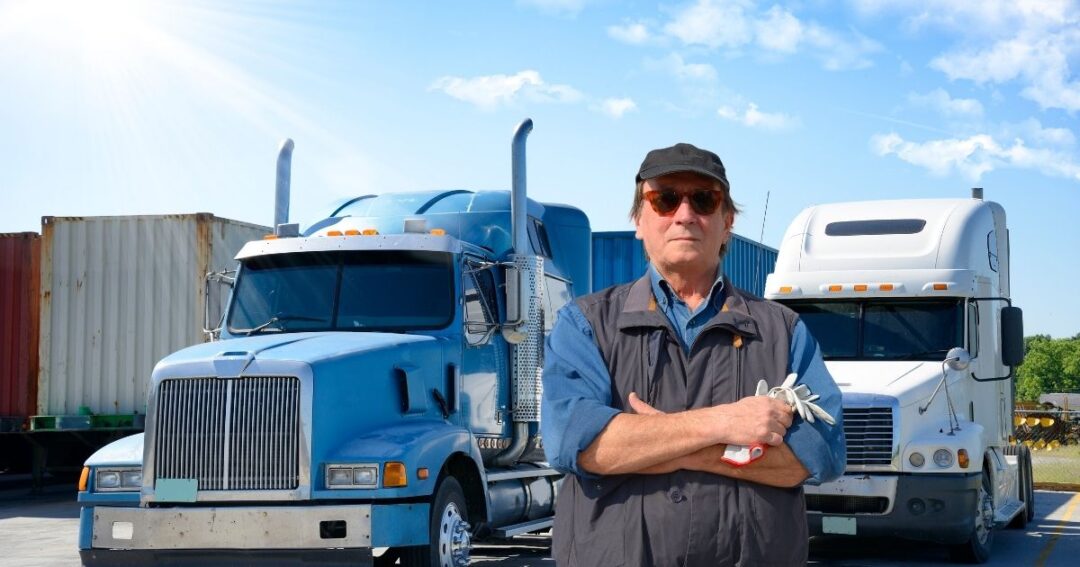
[326,464,379,489]
[909,452,925,468]
[94,467,143,491]
[933,449,954,468]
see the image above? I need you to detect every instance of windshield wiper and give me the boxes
[240,313,328,336]
[889,348,953,360]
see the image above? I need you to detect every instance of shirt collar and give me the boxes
[648,264,726,312]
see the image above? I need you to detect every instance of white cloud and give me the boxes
[649,53,718,82]
[430,70,582,109]
[717,102,799,130]
[597,97,638,118]
[664,0,754,49]
[1000,119,1076,146]
[608,21,651,45]
[908,88,984,117]
[872,131,1080,182]
[755,5,802,53]
[857,0,1080,111]
[656,0,879,70]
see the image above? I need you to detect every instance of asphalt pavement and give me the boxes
[1,485,1077,566]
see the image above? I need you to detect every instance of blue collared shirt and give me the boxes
[540,274,846,485]
[648,265,726,353]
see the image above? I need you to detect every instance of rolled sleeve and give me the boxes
[783,319,847,485]
[541,303,620,478]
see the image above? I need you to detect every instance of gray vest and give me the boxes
[553,275,808,567]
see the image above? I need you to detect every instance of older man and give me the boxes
[541,143,846,566]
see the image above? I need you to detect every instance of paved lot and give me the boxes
[1,487,1077,566]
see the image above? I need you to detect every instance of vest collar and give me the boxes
[617,273,761,341]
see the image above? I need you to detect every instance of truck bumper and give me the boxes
[80,503,428,566]
[806,472,981,544]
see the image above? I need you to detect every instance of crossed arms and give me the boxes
[578,392,809,487]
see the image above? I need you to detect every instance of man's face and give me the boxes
[634,171,734,276]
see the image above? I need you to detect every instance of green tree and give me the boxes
[1016,336,1080,401]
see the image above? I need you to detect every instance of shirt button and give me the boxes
[669,488,685,503]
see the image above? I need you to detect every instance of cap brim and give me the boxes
[637,164,730,189]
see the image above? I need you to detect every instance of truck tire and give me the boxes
[949,468,994,564]
[401,476,471,567]
[1022,445,1035,523]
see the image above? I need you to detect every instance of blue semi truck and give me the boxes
[77,120,589,566]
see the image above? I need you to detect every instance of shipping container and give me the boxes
[0,232,41,429]
[591,231,778,296]
[37,214,269,418]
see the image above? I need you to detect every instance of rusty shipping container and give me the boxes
[1,232,41,427]
[37,214,269,417]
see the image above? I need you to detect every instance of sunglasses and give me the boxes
[643,188,724,216]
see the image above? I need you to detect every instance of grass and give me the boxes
[1030,444,1080,489]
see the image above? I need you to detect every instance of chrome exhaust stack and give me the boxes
[274,139,298,237]
[495,118,545,467]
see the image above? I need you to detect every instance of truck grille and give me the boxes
[844,407,894,466]
[154,377,301,490]
[806,494,889,515]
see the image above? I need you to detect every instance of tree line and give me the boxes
[1016,334,1080,402]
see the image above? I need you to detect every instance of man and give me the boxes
[541,143,846,566]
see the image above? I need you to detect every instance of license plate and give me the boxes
[822,516,857,535]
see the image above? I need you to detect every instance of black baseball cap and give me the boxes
[636,143,730,190]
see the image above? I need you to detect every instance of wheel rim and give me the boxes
[437,502,471,567]
[974,476,994,545]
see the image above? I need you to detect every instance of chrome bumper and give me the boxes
[91,505,371,550]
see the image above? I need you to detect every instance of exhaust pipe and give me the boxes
[274,138,295,229]
[511,119,533,256]
[495,118,542,467]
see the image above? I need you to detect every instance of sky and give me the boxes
[1,0,1078,338]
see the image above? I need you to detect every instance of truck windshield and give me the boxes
[782,300,963,360]
[227,250,454,334]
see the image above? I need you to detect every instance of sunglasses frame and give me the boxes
[643,188,724,216]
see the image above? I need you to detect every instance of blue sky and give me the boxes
[1,0,1078,338]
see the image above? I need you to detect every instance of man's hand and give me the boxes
[628,392,793,447]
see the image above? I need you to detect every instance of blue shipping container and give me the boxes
[591,231,778,296]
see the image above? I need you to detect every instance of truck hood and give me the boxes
[826,360,948,407]
[157,332,446,372]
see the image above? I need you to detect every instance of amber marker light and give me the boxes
[262,234,278,240]
[933,283,948,290]
[327,230,344,237]
[78,467,90,491]
[417,468,430,480]
[828,285,843,292]
[430,229,446,236]
[880,284,894,291]
[383,462,408,487]
[854,284,868,292]
[362,229,379,236]
[958,449,970,469]
[779,286,793,294]
[344,229,360,236]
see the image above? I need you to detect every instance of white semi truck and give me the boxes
[765,190,1031,563]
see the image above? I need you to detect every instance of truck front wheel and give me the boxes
[949,468,994,564]
[401,476,472,567]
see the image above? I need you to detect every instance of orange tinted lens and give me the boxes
[645,190,683,215]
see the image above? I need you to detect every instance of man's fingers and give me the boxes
[628,392,664,415]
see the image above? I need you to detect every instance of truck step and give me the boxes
[492,517,553,538]
[995,498,1024,527]
[485,468,562,483]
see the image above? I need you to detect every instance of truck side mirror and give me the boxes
[1001,306,1024,367]
[203,269,237,341]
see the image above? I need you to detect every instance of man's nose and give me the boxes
[671,196,698,222]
